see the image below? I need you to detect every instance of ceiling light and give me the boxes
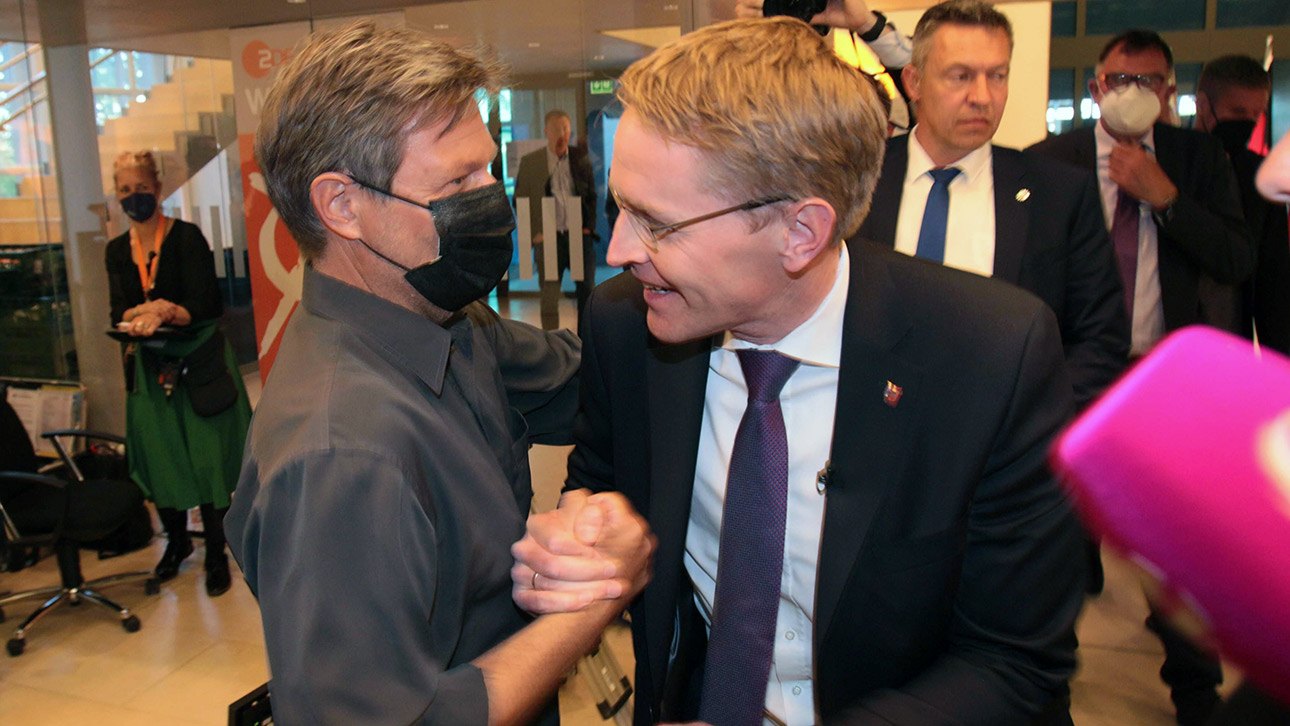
[593,54,605,61]
[663,3,678,10]
[528,42,541,48]
[286,0,306,4]
[433,23,449,30]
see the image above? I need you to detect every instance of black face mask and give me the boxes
[354,180,515,312]
[1211,119,1257,157]
[120,192,158,223]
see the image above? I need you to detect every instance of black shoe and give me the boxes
[205,552,231,597]
[154,538,194,581]
[1174,688,1221,726]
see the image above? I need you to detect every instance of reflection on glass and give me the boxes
[0,38,76,380]
[1085,0,1205,33]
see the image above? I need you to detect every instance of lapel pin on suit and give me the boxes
[1015,188,1031,202]
[883,381,903,407]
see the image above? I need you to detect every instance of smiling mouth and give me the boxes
[643,283,675,295]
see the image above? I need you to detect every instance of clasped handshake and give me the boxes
[510,489,656,615]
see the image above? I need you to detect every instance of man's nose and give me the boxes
[605,214,649,268]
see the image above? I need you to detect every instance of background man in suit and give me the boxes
[514,109,599,329]
[852,0,1128,411]
[1029,31,1252,355]
[513,16,1085,726]
[1195,55,1290,356]
[1030,29,1254,726]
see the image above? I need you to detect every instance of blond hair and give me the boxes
[616,17,887,243]
[255,21,505,260]
[112,150,160,186]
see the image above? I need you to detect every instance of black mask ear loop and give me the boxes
[354,235,413,272]
[346,175,423,273]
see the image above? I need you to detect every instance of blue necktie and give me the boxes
[698,349,800,726]
[915,166,962,263]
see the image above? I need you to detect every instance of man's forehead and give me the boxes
[1215,85,1269,108]
[1103,46,1169,74]
[925,24,1012,69]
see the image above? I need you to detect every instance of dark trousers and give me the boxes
[157,503,227,561]
[534,230,595,330]
[1146,610,1223,702]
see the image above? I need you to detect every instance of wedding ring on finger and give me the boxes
[531,571,540,590]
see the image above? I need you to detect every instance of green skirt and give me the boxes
[125,320,251,510]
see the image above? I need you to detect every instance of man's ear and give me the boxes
[782,198,837,275]
[902,64,922,104]
[310,172,365,241]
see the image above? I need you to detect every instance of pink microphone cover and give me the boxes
[1053,326,1290,704]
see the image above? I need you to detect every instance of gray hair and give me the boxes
[910,0,1014,70]
[255,20,505,260]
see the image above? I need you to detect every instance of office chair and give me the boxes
[0,429,160,656]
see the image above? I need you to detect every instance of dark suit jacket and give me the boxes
[854,135,1129,409]
[1230,147,1290,354]
[513,144,598,240]
[1028,123,1254,334]
[568,242,1086,725]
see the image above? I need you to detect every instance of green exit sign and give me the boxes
[589,80,614,95]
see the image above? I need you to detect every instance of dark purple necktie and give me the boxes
[1111,189,1139,321]
[699,349,800,726]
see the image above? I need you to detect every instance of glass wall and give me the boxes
[0,34,73,381]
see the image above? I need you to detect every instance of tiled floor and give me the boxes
[0,289,1244,724]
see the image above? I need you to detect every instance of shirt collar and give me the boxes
[906,126,993,185]
[301,264,452,394]
[720,244,849,368]
[1095,120,1156,157]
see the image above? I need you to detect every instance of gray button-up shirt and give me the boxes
[226,266,579,725]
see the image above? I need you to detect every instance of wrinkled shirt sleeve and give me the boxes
[235,449,490,726]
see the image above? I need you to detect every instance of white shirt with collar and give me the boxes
[1093,121,1167,356]
[546,146,574,232]
[893,128,996,277]
[685,245,849,726]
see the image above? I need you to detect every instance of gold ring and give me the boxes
[531,571,539,590]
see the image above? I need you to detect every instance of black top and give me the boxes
[104,218,222,326]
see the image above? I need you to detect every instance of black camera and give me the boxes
[761,0,829,23]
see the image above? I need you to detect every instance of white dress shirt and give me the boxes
[546,147,573,232]
[893,129,996,277]
[1094,122,1167,356]
[685,246,849,726]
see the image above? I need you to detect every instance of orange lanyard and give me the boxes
[129,214,167,299]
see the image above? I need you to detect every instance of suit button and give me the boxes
[785,631,796,640]
[792,685,802,696]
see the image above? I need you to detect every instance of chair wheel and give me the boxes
[122,615,141,633]
[6,638,24,656]
[145,578,161,595]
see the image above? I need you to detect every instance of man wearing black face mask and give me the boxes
[223,21,654,726]
[1196,55,1290,356]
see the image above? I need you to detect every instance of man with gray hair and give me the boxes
[513,15,1085,726]
[224,21,652,726]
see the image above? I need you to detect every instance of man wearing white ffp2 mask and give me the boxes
[1030,27,1253,726]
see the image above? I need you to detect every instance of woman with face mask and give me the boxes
[104,150,251,597]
